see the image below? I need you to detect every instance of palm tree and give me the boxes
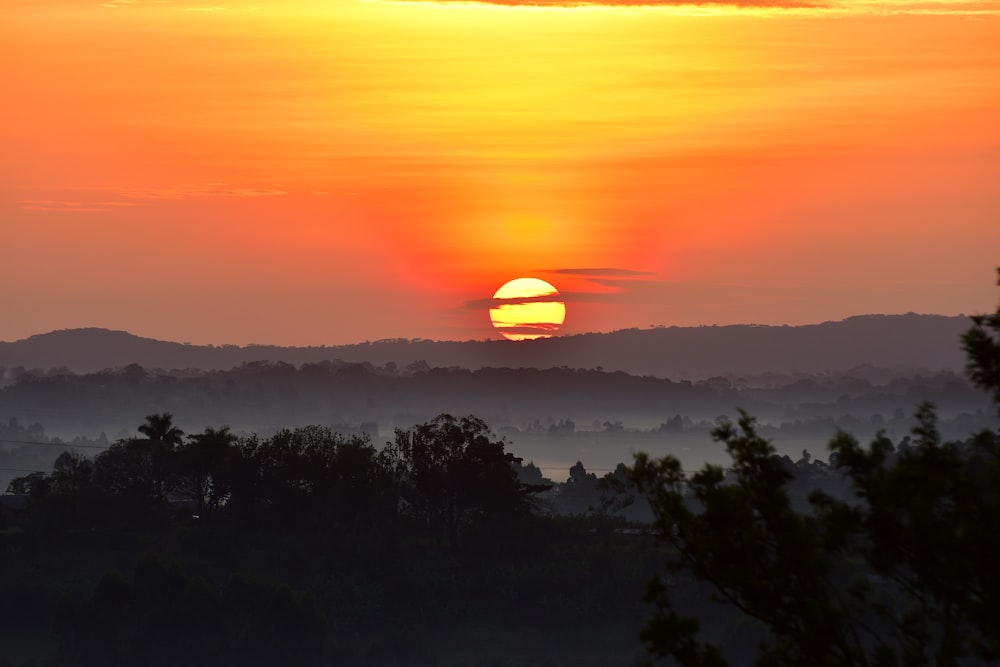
[138,413,184,446]
[133,412,185,502]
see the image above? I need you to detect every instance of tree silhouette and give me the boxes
[229,425,394,530]
[93,438,161,501]
[963,267,1000,408]
[50,451,94,496]
[92,414,185,503]
[387,414,524,548]
[174,426,238,517]
[5,471,49,497]
[631,274,1000,666]
[137,413,184,446]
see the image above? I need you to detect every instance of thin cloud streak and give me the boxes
[545,268,655,277]
[114,183,287,200]
[16,184,286,212]
[494,322,559,338]
[394,0,824,8]
[466,294,568,309]
[462,279,734,310]
[390,0,998,16]
[491,323,563,333]
[17,200,138,213]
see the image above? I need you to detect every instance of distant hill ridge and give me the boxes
[0,314,970,378]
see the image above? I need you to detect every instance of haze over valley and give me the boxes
[2,315,992,489]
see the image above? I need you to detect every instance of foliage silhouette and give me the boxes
[385,413,527,548]
[631,274,1000,666]
[174,425,238,517]
[963,268,1000,408]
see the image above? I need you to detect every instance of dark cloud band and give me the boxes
[466,294,568,309]
[545,268,655,277]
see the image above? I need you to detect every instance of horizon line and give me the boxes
[0,312,968,348]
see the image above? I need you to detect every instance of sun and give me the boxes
[489,277,566,341]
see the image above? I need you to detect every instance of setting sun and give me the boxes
[489,278,567,341]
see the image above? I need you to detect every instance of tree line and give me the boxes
[1,413,658,666]
[7,414,548,549]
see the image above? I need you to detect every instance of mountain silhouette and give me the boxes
[0,314,969,378]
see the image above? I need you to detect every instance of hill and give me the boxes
[0,314,969,378]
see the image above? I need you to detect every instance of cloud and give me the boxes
[464,293,570,309]
[397,0,824,9]
[101,0,230,10]
[114,183,286,200]
[462,271,687,310]
[543,268,677,306]
[490,323,563,333]
[571,279,738,304]
[17,183,285,212]
[17,200,138,213]
[545,267,655,277]
[390,0,999,16]
[461,279,691,310]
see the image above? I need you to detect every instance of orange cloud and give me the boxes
[407,0,822,7]
[391,0,999,14]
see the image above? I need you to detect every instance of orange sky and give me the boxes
[2,0,999,345]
